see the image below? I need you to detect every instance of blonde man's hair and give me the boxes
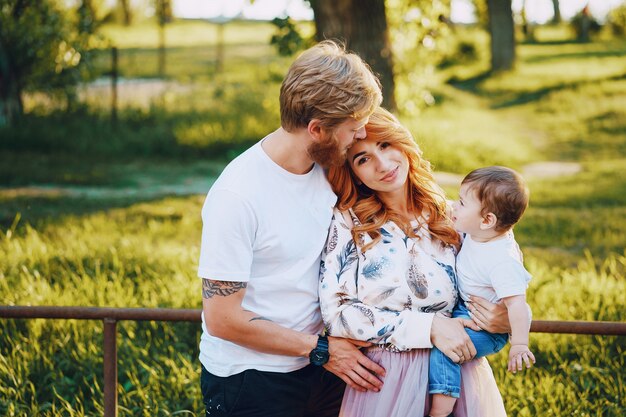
[280,40,382,131]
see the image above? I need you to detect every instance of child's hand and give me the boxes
[508,344,535,373]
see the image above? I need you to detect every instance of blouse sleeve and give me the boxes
[319,209,435,350]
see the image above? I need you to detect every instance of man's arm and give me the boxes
[202,279,384,392]
[202,279,313,355]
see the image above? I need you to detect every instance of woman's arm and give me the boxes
[431,315,478,363]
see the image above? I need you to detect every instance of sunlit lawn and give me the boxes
[1,22,625,416]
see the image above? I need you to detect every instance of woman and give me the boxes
[319,107,507,417]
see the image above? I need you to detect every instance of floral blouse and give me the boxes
[319,208,459,351]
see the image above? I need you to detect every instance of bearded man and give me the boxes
[197,40,385,417]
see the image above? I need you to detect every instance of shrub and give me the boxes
[607,4,626,36]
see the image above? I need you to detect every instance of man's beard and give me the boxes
[307,131,348,168]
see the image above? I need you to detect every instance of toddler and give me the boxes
[427,166,535,417]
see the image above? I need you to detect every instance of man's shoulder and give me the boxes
[212,144,264,189]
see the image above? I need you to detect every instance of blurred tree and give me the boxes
[77,0,110,28]
[269,1,451,114]
[473,0,489,28]
[487,0,515,71]
[309,0,396,110]
[607,3,626,36]
[551,0,561,24]
[520,0,535,42]
[386,0,452,113]
[270,17,313,56]
[0,0,94,126]
[119,0,132,26]
[78,0,98,34]
[571,5,601,43]
[155,0,173,76]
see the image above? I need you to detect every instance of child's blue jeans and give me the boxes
[428,300,509,398]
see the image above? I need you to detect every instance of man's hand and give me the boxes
[431,316,477,364]
[508,344,536,373]
[324,337,385,392]
[467,295,511,333]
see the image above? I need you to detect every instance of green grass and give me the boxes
[90,19,312,81]
[98,19,315,49]
[1,23,625,416]
[3,82,282,191]
[1,197,205,415]
[403,83,538,173]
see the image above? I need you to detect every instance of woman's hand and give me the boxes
[467,295,511,333]
[430,316,477,364]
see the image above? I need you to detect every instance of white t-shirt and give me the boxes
[456,232,531,303]
[198,140,337,377]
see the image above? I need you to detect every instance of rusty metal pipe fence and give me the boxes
[1,305,625,417]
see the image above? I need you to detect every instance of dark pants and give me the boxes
[201,364,345,417]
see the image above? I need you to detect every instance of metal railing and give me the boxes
[1,305,625,417]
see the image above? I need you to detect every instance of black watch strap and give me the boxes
[309,334,330,366]
[317,335,329,350]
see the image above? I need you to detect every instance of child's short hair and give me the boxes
[279,40,382,132]
[462,166,529,232]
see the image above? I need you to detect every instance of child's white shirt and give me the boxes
[456,232,532,303]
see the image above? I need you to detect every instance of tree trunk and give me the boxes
[310,0,396,110]
[78,0,97,34]
[551,0,561,24]
[156,0,173,77]
[310,0,351,44]
[520,0,534,42]
[119,0,132,26]
[487,0,515,72]
[158,20,166,77]
[579,6,590,42]
[0,40,23,127]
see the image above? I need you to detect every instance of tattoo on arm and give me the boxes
[202,279,247,299]
[249,316,273,322]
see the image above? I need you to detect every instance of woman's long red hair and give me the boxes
[328,107,460,252]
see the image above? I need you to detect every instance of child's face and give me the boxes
[452,183,485,235]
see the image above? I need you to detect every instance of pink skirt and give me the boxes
[339,347,507,417]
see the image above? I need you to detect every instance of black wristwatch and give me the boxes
[309,335,330,366]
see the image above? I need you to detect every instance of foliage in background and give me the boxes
[1,18,625,416]
[607,3,626,36]
[0,0,104,125]
[570,8,602,41]
[0,81,281,167]
[386,0,453,114]
[270,17,314,56]
[270,0,465,114]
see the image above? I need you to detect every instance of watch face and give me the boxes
[310,349,329,365]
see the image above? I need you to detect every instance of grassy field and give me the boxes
[1,21,625,416]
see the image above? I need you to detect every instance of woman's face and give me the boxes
[347,137,409,197]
